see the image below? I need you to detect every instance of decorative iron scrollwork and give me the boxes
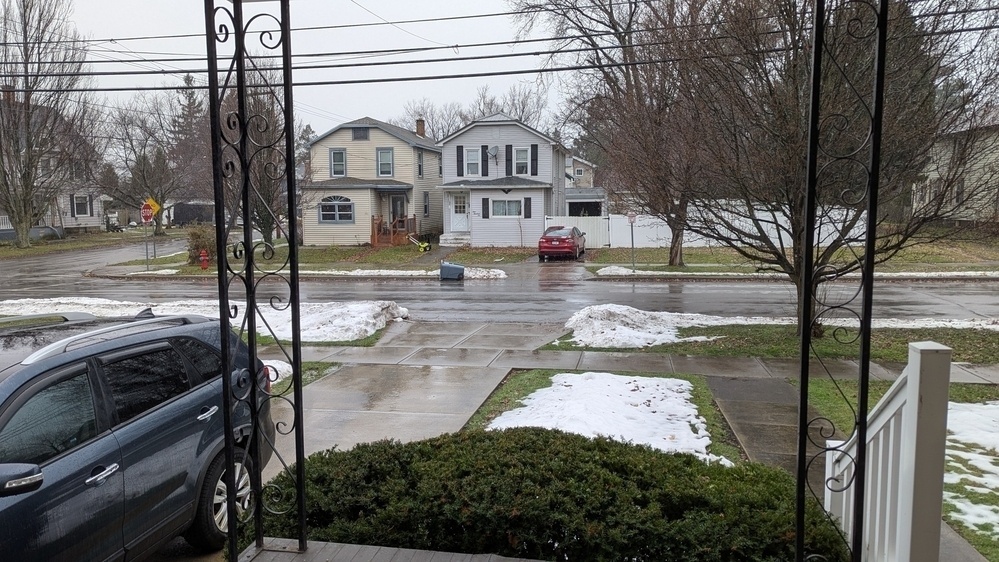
[798,0,890,560]
[203,0,306,559]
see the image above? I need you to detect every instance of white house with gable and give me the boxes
[437,112,568,247]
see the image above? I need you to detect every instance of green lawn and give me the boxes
[0,229,185,260]
[544,324,999,365]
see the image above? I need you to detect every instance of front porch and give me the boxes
[370,215,416,247]
[239,538,534,562]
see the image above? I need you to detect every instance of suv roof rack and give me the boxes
[0,312,99,326]
[21,315,211,366]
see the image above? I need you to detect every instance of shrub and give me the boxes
[186,225,216,265]
[258,428,848,561]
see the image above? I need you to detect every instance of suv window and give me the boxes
[103,348,191,424]
[173,338,222,381]
[0,370,97,465]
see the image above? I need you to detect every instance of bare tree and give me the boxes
[389,97,464,141]
[391,83,551,140]
[510,0,704,265]
[680,0,999,324]
[102,91,205,235]
[0,0,99,248]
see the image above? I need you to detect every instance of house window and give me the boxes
[575,168,584,176]
[492,199,522,217]
[329,149,346,177]
[515,148,530,175]
[465,148,480,176]
[423,191,430,217]
[319,195,354,223]
[438,154,443,177]
[377,148,393,177]
[954,178,965,205]
[74,195,90,217]
[453,194,467,215]
[352,127,368,141]
[417,150,424,178]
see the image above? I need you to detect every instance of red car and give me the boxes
[538,225,586,261]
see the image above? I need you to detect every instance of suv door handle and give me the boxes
[197,405,219,422]
[85,463,119,486]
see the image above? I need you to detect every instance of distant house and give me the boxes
[0,168,105,241]
[437,113,568,247]
[564,155,606,217]
[911,123,999,223]
[301,117,442,246]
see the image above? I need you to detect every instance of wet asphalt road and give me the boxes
[1,240,997,322]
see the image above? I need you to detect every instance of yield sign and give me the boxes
[140,203,154,223]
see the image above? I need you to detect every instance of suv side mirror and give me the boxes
[0,464,43,497]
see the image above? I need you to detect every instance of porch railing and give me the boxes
[371,215,415,246]
[824,342,951,562]
[0,215,12,231]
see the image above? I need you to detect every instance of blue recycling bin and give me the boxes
[439,261,464,281]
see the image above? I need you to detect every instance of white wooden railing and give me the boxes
[0,215,11,231]
[824,341,951,562]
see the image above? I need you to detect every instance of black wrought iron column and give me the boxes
[203,0,307,559]
[798,0,890,560]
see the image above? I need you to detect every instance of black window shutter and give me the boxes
[456,145,464,177]
[524,197,532,219]
[505,145,513,176]
[530,144,539,176]
[481,145,489,176]
[70,193,76,217]
[88,195,94,216]
[481,197,489,219]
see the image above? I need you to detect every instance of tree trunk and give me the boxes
[668,228,684,266]
[13,224,31,249]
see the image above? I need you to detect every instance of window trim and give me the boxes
[376,147,394,177]
[423,191,430,217]
[575,167,584,177]
[329,148,346,177]
[514,147,530,176]
[465,148,480,177]
[319,195,355,224]
[417,149,424,179]
[490,198,523,218]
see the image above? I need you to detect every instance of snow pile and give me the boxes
[565,304,999,348]
[943,401,999,539]
[595,266,999,279]
[0,298,409,343]
[488,371,731,465]
[564,304,783,347]
[127,267,508,279]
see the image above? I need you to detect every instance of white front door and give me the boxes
[450,193,469,232]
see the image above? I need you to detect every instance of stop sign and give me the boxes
[140,203,154,223]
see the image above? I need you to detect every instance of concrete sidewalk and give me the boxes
[255,320,995,562]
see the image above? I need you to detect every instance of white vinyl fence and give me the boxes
[547,206,866,249]
[545,214,720,249]
[824,342,951,562]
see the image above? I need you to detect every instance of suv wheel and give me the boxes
[185,448,252,551]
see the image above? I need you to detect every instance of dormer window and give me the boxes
[352,127,368,141]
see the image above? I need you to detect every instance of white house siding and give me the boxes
[60,191,104,231]
[311,128,417,182]
[442,124,556,185]
[469,188,546,247]
[415,172,443,235]
[301,189,376,246]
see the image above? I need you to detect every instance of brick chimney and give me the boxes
[415,117,426,138]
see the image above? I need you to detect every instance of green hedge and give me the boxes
[259,428,848,561]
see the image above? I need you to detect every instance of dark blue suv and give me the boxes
[0,312,273,561]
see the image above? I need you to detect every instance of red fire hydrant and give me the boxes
[199,250,210,270]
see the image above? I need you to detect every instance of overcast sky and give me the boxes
[71,0,560,136]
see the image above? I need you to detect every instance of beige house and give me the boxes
[912,124,999,223]
[301,117,442,246]
[565,155,597,189]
